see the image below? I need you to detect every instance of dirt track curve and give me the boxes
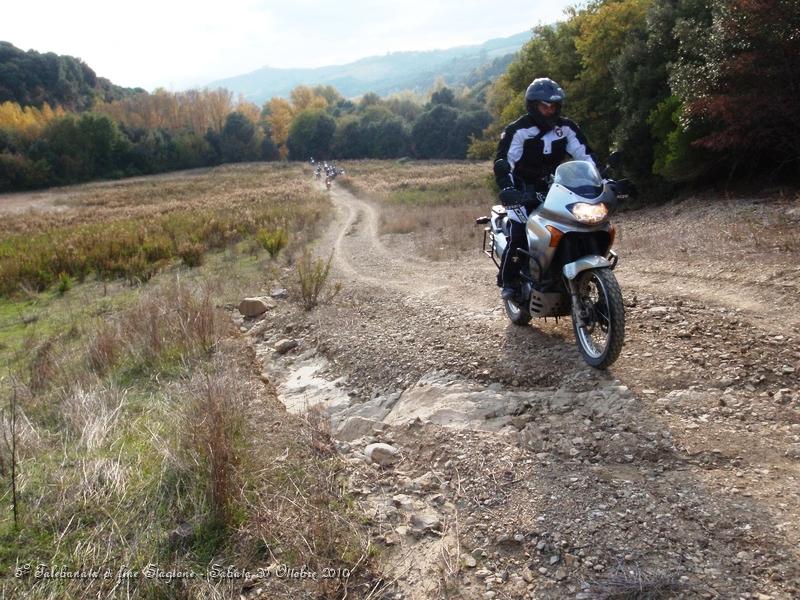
[256,182,800,600]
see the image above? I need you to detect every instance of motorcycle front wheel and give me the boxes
[571,268,625,369]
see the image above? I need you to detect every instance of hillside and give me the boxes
[208,31,531,102]
[0,41,143,111]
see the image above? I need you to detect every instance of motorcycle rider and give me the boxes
[494,77,596,300]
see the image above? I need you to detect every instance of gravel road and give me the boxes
[251,183,800,600]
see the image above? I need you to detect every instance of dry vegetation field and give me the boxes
[0,164,379,598]
[0,164,332,296]
[4,159,798,598]
[337,159,495,260]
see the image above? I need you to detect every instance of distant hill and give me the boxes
[0,41,143,111]
[208,31,531,103]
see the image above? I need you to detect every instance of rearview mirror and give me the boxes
[601,150,623,178]
[607,150,623,169]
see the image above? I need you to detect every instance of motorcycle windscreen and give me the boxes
[553,161,604,199]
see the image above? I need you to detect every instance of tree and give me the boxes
[570,0,650,161]
[290,85,328,112]
[265,97,294,159]
[368,117,411,158]
[286,110,336,160]
[312,85,344,107]
[430,87,455,106]
[358,93,382,111]
[260,132,280,161]
[412,105,459,158]
[675,0,800,173]
[331,116,365,158]
[219,112,260,163]
[34,113,128,182]
[449,110,492,158]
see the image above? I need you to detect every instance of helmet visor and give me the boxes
[538,101,560,115]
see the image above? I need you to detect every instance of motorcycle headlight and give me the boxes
[570,202,608,224]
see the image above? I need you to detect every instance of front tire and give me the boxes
[504,297,532,325]
[571,269,625,368]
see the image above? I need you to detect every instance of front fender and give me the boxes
[562,255,612,281]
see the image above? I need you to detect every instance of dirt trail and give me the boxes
[325,184,496,314]
[617,260,800,337]
[252,181,800,600]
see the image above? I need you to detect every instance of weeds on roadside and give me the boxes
[295,250,340,310]
[179,366,246,530]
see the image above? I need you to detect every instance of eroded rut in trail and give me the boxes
[249,183,800,600]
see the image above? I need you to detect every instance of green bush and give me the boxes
[257,228,288,258]
[57,272,72,295]
[296,250,337,310]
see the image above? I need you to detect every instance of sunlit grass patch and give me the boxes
[0,163,329,298]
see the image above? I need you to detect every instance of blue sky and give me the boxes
[2,0,578,91]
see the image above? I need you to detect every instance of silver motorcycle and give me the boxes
[477,158,628,369]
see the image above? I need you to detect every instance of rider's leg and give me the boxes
[499,220,526,298]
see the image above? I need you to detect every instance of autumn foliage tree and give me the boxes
[675,0,800,172]
[472,0,798,193]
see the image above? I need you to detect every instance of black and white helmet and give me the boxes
[524,78,566,116]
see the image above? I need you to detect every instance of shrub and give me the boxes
[177,241,206,268]
[179,363,247,528]
[257,228,288,258]
[29,338,58,394]
[57,272,72,295]
[296,250,338,310]
[123,253,158,285]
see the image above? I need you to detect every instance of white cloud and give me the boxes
[1,0,575,91]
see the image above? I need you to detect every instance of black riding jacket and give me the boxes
[495,114,595,192]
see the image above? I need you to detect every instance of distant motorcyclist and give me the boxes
[494,77,596,300]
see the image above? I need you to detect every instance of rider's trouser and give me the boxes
[498,219,527,287]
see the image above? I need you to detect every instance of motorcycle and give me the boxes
[476,155,630,369]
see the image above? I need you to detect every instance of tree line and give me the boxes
[1,44,491,192]
[469,0,800,193]
[2,0,798,195]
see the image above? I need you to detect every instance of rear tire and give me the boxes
[571,268,625,368]
[504,298,532,325]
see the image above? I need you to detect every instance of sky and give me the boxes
[1,0,577,92]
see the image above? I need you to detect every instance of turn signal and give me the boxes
[546,225,564,248]
[608,224,616,247]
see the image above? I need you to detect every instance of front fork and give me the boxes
[563,251,618,326]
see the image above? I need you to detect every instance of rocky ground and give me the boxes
[239,184,800,599]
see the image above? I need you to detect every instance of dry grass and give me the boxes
[60,383,125,451]
[0,165,379,598]
[589,561,683,599]
[1,282,378,598]
[0,164,308,236]
[0,163,329,296]
[179,365,246,527]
